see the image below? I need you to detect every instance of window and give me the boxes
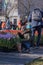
[14,19,17,25]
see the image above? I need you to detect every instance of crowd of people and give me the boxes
[0,17,29,30]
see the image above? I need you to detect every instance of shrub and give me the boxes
[0,38,16,49]
[0,32,21,49]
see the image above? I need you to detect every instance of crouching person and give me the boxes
[17,32,31,53]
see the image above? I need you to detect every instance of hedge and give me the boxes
[0,36,21,49]
[0,35,43,49]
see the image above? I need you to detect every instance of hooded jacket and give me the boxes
[28,9,43,28]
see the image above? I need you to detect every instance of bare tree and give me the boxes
[27,0,34,14]
[18,0,33,16]
[5,0,34,20]
[5,0,18,18]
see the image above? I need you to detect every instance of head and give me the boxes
[34,8,41,11]
[6,16,9,19]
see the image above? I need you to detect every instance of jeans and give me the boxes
[31,26,41,47]
[22,40,31,49]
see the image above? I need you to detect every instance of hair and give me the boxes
[34,8,41,11]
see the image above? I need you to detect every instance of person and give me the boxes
[18,32,31,53]
[6,17,11,30]
[17,18,31,53]
[42,11,43,28]
[28,8,43,48]
[1,22,6,30]
[18,18,22,30]
[0,20,2,30]
[21,16,28,31]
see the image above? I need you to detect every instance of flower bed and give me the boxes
[0,31,43,51]
[1,30,23,34]
[0,31,21,50]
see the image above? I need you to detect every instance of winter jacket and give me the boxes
[28,10,43,28]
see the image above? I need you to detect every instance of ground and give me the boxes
[0,47,43,65]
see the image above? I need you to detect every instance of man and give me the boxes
[17,18,23,30]
[0,20,2,30]
[6,17,11,30]
[1,22,6,30]
[28,8,42,48]
[42,11,43,28]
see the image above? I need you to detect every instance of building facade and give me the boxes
[0,0,43,22]
[5,0,30,24]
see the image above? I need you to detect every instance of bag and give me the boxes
[32,9,42,21]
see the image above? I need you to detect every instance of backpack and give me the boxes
[32,9,42,21]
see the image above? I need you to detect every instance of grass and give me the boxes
[34,35,43,45]
[0,38,16,49]
[25,57,43,65]
[0,36,21,49]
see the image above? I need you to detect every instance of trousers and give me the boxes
[31,26,41,47]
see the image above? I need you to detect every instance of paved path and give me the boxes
[0,47,43,65]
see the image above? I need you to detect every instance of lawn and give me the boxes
[25,57,43,65]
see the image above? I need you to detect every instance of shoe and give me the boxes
[23,49,30,53]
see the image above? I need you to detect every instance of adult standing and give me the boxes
[6,17,11,30]
[28,8,42,48]
[0,20,2,30]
